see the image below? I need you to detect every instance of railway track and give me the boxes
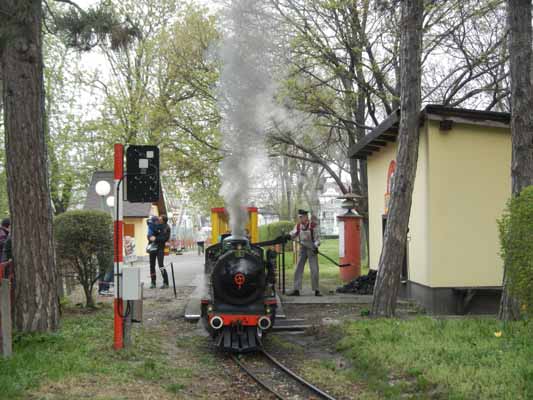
[231,349,337,400]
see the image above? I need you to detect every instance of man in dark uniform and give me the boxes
[287,209,321,296]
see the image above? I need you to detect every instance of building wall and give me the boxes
[123,217,149,257]
[367,125,430,286]
[409,125,431,286]
[427,121,510,287]
[367,143,395,270]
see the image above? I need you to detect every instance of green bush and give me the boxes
[55,210,113,307]
[498,186,533,318]
[259,220,294,241]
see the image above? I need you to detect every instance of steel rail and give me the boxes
[230,354,286,400]
[261,349,338,400]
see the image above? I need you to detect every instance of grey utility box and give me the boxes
[122,267,141,301]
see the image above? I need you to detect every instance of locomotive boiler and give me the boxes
[201,233,281,352]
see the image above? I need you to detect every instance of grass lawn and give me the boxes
[281,239,369,292]
[331,317,533,399]
[0,303,209,399]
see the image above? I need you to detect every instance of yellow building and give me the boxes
[84,171,167,258]
[349,105,510,314]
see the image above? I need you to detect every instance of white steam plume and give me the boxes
[217,0,275,237]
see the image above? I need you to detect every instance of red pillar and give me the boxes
[337,213,362,282]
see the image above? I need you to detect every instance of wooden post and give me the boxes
[57,275,65,299]
[1,279,12,357]
[123,300,132,347]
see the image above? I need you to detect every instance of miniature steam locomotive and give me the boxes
[201,234,280,352]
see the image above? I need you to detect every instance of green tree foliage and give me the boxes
[44,31,89,214]
[269,0,508,214]
[498,186,533,318]
[84,0,222,213]
[55,210,113,308]
[53,1,140,51]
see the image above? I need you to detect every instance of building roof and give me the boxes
[84,171,166,217]
[348,105,510,160]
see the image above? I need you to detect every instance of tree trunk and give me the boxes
[371,0,423,317]
[499,0,533,320]
[1,0,59,331]
[82,283,95,309]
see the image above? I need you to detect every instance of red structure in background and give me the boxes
[337,213,362,282]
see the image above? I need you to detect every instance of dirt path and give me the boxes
[30,280,404,399]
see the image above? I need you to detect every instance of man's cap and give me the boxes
[1,218,10,227]
[297,209,309,216]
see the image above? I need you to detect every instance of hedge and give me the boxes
[259,220,294,241]
[498,186,533,318]
[55,210,113,307]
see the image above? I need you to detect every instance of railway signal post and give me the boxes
[114,143,125,350]
[113,144,160,350]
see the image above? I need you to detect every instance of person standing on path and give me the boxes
[148,215,171,289]
[287,209,322,297]
[195,227,206,256]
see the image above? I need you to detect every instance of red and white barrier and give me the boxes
[114,143,124,350]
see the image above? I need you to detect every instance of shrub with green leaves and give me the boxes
[55,210,113,307]
[498,186,533,318]
[259,220,294,243]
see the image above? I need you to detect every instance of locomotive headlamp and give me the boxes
[207,305,213,313]
[210,316,224,330]
[265,306,271,314]
[258,316,272,330]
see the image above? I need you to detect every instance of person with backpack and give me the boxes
[287,209,322,297]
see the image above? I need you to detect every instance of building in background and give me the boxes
[84,171,167,257]
[318,183,343,236]
[258,207,280,225]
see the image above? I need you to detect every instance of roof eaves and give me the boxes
[348,109,400,159]
[349,105,511,160]
[422,104,510,128]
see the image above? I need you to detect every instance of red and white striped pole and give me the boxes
[113,143,124,350]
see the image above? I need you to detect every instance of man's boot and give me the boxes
[315,290,322,297]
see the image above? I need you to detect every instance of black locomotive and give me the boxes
[201,234,284,352]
